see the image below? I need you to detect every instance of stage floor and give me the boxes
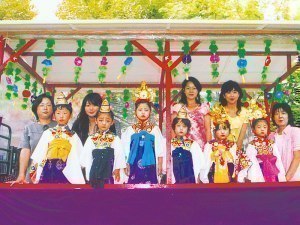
[1,182,300,225]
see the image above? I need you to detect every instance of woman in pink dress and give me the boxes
[172,77,211,150]
[271,103,300,181]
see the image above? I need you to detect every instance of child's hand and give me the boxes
[244,178,251,183]
[113,169,120,182]
[125,164,130,176]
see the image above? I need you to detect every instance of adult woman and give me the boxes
[218,80,248,150]
[72,93,102,145]
[13,93,56,184]
[271,103,300,181]
[172,77,211,149]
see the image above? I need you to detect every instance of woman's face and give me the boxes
[224,89,240,105]
[136,103,151,121]
[37,97,53,120]
[215,124,230,141]
[184,81,199,101]
[273,108,289,128]
[85,101,100,118]
[96,113,113,132]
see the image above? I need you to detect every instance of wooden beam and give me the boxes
[0,39,37,75]
[66,87,81,100]
[21,50,298,57]
[265,64,300,92]
[4,44,44,85]
[130,40,168,70]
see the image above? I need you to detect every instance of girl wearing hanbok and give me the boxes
[80,99,126,188]
[30,92,85,184]
[122,81,163,184]
[171,107,206,184]
[238,118,286,182]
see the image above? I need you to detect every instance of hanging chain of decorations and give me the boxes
[209,40,220,80]
[155,40,164,56]
[41,39,55,83]
[4,39,26,100]
[237,40,247,83]
[74,39,86,83]
[98,40,108,83]
[21,74,31,109]
[118,41,133,79]
[181,40,192,80]
[261,40,272,82]
[106,90,112,102]
[122,89,130,119]
[206,90,213,102]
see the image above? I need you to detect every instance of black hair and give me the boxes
[31,93,55,120]
[172,117,191,132]
[72,93,102,144]
[179,77,202,105]
[54,104,73,114]
[219,80,243,115]
[95,110,116,135]
[251,118,268,130]
[271,103,295,127]
[135,99,152,111]
[213,121,231,133]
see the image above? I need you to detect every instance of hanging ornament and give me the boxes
[155,40,164,55]
[106,90,112,102]
[74,40,86,83]
[261,40,272,82]
[118,41,134,80]
[237,40,247,83]
[209,40,220,80]
[122,89,130,119]
[206,90,213,102]
[42,39,55,83]
[21,74,31,110]
[98,40,108,83]
[294,39,300,64]
[181,40,191,80]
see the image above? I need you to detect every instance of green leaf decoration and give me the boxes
[5,92,11,100]
[21,103,28,110]
[14,75,21,83]
[44,48,55,59]
[15,39,26,51]
[182,40,190,54]
[100,40,108,56]
[124,41,133,56]
[155,40,164,55]
[46,39,55,48]
[76,48,85,57]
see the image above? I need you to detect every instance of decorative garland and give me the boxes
[41,39,55,83]
[106,90,112,102]
[209,40,220,80]
[154,90,160,109]
[168,57,179,78]
[118,41,133,79]
[182,40,191,80]
[98,40,108,83]
[206,90,212,102]
[237,40,247,83]
[122,89,130,119]
[21,74,31,110]
[294,39,300,62]
[74,40,86,83]
[155,40,164,55]
[261,40,272,82]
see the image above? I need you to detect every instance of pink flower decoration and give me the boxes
[125,102,130,108]
[210,54,220,63]
[74,57,83,66]
[6,77,12,85]
[101,57,108,66]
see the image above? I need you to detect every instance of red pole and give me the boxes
[164,40,173,184]
[0,36,5,83]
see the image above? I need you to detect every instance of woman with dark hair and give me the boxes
[271,103,300,181]
[218,80,248,149]
[12,93,56,184]
[171,77,211,150]
[72,93,102,145]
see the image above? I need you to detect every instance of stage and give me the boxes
[0,182,300,225]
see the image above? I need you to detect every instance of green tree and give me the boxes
[0,0,36,20]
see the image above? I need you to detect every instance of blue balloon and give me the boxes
[237,58,247,68]
[124,57,133,66]
[42,59,52,66]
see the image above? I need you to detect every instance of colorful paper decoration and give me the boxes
[74,40,86,83]
[42,39,55,83]
[237,40,247,83]
[182,40,191,80]
[98,40,108,83]
[209,40,220,80]
[118,41,133,79]
[261,40,272,82]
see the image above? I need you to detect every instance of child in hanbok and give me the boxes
[80,99,126,188]
[238,118,286,182]
[171,107,206,184]
[30,92,85,184]
[122,81,163,184]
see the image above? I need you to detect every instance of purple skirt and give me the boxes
[40,159,69,184]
